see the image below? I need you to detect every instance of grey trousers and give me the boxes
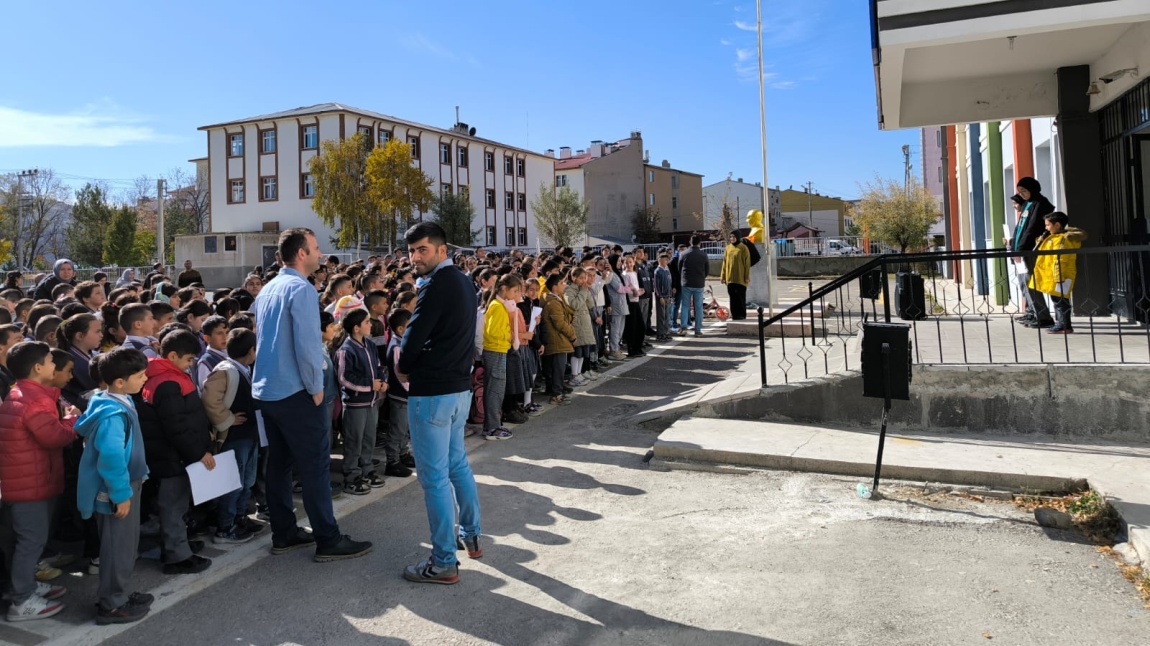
[96,482,142,610]
[385,399,410,465]
[482,350,508,431]
[609,313,626,352]
[342,404,380,481]
[157,475,192,564]
[1,499,54,605]
[656,297,670,336]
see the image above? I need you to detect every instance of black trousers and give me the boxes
[727,283,748,320]
[625,302,645,355]
[543,353,567,396]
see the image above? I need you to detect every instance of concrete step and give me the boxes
[652,417,1150,566]
[725,319,819,337]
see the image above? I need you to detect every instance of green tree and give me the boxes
[66,183,115,266]
[310,132,375,250]
[855,175,940,254]
[365,138,435,250]
[431,191,479,247]
[531,183,588,248]
[103,205,144,266]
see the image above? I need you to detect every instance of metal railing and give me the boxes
[770,235,874,257]
[756,245,1150,387]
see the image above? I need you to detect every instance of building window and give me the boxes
[379,129,392,145]
[204,236,217,254]
[939,167,944,183]
[649,193,655,206]
[302,125,318,150]
[556,174,567,187]
[517,192,526,211]
[486,225,496,246]
[484,151,495,171]
[458,146,469,167]
[229,180,244,203]
[485,188,495,209]
[516,158,525,177]
[460,185,470,201]
[649,170,654,183]
[518,227,527,247]
[225,235,237,251]
[408,135,421,159]
[504,155,513,175]
[507,227,515,246]
[229,133,244,157]
[673,218,679,229]
[671,175,679,189]
[505,191,514,210]
[441,183,452,196]
[261,177,278,201]
[261,129,276,154]
[440,143,451,164]
[301,173,314,198]
[672,196,678,209]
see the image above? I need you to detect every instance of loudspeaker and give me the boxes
[858,268,882,300]
[861,322,912,400]
[895,272,927,320]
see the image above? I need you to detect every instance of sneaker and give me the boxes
[213,524,255,545]
[189,540,206,554]
[314,535,373,563]
[96,600,149,625]
[627,352,646,358]
[139,516,161,537]
[562,385,574,394]
[7,595,64,622]
[87,557,100,575]
[504,409,529,424]
[569,376,588,387]
[549,396,571,406]
[34,562,62,582]
[484,427,514,441]
[455,535,483,559]
[384,462,414,477]
[330,482,344,499]
[1025,319,1056,329]
[582,371,600,381]
[271,527,316,555]
[292,481,304,494]
[256,509,271,523]
[523,403,544,415]
[343,478,371,496]
[40,552,75,569]
[237,516,266,536]
[127,591,155,608]
[365,472,387,488]
[694,331,703,337]
[402,558,460,585]
[185,518,212,539]
[162,554,211,575]
[1047,327,1075,335]
[608,351,626,360]
[464,423,482,437]
[401,454,416,468]
[35,582,67,600]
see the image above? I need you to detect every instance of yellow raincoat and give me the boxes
[1029,227,1087,297]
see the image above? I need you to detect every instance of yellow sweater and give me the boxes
[483,300,511,353]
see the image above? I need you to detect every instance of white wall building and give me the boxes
[702,178,779,230]
[200,103,555,254]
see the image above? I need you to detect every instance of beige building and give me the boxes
[550,132,703,242]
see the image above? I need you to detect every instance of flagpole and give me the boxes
[756,0,775,317]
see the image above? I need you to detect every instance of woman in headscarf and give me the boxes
[32,259,76,301]
[114,268,136,289]
[3,271,23,294]
[1007,177,1056,328]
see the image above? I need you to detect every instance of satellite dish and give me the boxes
[469,127,476,136]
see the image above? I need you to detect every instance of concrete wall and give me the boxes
[699,365,1150,441]
[583,139,645,241]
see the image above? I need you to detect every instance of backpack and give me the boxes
[741,238,762,266]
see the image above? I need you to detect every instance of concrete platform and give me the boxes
[725,319,816,337]
[653,417,1150,566]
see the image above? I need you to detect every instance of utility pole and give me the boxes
[156,178,166,266]
[805,181,814,229]
[902,144,912,195]
[15,169,39,268]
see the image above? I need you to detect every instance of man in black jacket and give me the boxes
[679,236,709,336]
[668,244,686,333]
[1006,177,1055,327]
[396,222,480,585]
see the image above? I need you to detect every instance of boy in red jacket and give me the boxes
[0,342,79,622]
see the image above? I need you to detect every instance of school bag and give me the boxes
[741,237,762,266]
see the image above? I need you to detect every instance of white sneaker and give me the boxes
[87,557,100,575]
[6,595,64,622]
[35,582,67,600]
[582,371,600,381]
[569,376,588,386]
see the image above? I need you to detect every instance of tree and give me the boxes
[0,169,71,268]
[531,183,588,248]
[717,202,737,243]
[365,138,435,250]
[854,175,940,254]
[164,166,210,235]
[66,183,115,266]
[103,205,147,266]
[632,207,662,243]
[310,132,375,250]
[432,191,479,247]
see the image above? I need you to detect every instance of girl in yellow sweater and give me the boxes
[481,275,524,440]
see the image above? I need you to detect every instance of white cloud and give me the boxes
[736,48,754,62]
[0,103,167,148]
[734,19,757,32]
[772,81,798,90]
[719,37,732,46]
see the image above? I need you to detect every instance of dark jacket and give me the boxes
[62,346,97,411]
[0,364,14,401]
[398,261,477,397]
[669,256,682,291]
[680,247,709,289]
[336,336,385,407]
[385,336,408,403]
[1013,178,1056,261]
[135,359,212,479]
[636,262,653,301]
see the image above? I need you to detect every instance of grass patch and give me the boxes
[1014,490,1120,544]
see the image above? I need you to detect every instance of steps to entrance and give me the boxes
[653,417,1150,566]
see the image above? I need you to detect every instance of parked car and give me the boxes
[700,243,725,261]
[824,239,861,256]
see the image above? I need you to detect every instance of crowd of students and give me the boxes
[0,235,714,625]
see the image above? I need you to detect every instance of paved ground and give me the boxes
[63,330,1147,645]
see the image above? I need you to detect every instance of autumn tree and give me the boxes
[65,183,116,266]
[309,133,373,249]
[432,191,479,247]
[531,183,588,248]
[365,138,435,250]
[717,202,737,243]
[854,175,940,254]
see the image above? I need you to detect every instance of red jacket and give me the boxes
[0,380,78,503]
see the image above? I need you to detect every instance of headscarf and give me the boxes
[115,268,135,289]
[52,258,74,280]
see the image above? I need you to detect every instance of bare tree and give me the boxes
[0,169,71,269]
[165,166,210,233]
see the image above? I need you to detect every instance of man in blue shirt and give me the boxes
[253,228,372,563]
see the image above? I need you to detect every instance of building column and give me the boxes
[1012,119,1034,182]
[969,123,989,296]
[956,125,974,288]
[987,122,1008,305]
[1055,65,1109,314]
[945,125,961,282]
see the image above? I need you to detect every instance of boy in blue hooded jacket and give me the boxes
[74,348,154,625]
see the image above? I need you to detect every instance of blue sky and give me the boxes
[0,0,917,202]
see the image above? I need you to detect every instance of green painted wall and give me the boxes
[987,123,1008,306]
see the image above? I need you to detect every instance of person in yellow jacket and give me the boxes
[481,274,524,440]
[720,233,751,320]
[1028,212,1087,335]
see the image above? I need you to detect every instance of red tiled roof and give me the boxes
[555,153,593,170]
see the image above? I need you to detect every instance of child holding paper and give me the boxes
[201,328,262,544]
[135,329,214,575]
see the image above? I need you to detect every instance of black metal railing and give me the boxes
[756,244,1150,387]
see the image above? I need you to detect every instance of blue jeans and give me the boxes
[408,391,481,569]
[681,286,705,333]
[217,436,258,528]
[261,390,342,547]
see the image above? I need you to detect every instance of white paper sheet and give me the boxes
[528,306,543,333]
[256,410,268,448]
[186,449,241,506]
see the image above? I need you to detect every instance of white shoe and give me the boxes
[35,582,67,600]
[569,376,588,386]
[6,595,64,622]
[582,371,600,381]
